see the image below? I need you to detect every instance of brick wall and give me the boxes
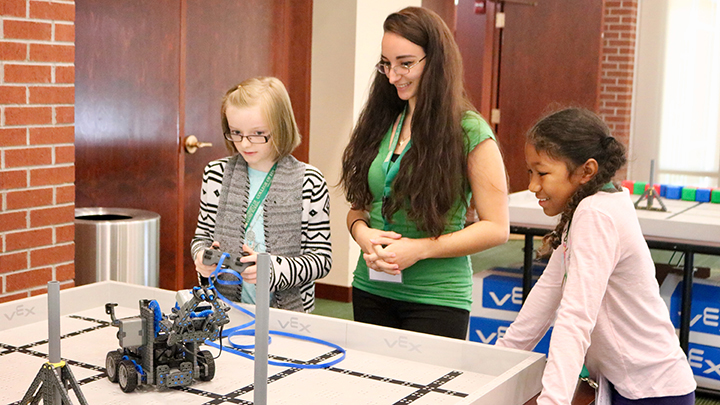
[0,0,75,302]
[599,0,638,180]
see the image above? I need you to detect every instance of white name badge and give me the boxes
[369,269,403,283]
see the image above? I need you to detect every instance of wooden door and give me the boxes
[75,0,183,289]
[497,0,603,192]
[75,0,312,290]
[181,0,312,289]
[455,0,501,120]
[456,0,604,193]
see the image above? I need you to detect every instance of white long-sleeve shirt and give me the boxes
[497,189,695,404]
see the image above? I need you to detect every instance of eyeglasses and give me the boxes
[223,130,271,144]
[375,56,426,76]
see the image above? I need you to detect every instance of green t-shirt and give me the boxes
[352,111,496,311]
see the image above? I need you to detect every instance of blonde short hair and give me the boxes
[221,77,301,158]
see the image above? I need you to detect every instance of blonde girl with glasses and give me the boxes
[191,77,332,312]
[340,7,509,339]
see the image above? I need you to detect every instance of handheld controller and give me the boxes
[202,247,253,274]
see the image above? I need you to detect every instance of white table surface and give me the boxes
[0,281,545,405]
[509,190,720,248]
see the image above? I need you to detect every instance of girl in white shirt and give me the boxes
[496,108,695,404]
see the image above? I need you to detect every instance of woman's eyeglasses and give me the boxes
[375,56,426,76]
[223,130,271,144]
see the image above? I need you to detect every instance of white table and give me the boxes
[508,190,720,356]
[0,281,545,405]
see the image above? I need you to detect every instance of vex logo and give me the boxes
[670,282,720,334]
[384,336,421,353]
[475,325,508,344]
[276,317,311,333]
[482,275,525,311]
[688,343,720,381]
[469,316,553,356]
[3,304,36,321]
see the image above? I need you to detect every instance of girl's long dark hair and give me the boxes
[340,7,475,237]
[530,108,628,257]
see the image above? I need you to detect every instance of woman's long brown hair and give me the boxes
[340,7,476,237]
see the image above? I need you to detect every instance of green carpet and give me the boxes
[312,238,720,403]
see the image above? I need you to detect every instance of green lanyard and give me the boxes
[245,163,277,233]
[381,108,410,231]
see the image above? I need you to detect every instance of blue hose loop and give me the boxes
[205,251,346,369]
[147,300,162,337]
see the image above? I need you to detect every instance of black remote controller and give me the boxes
[202,248,253,274]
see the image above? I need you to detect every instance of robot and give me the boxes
[104,285,230,393]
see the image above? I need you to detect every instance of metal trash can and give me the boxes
[74,207,160,287]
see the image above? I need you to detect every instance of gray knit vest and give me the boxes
[214,154,305,311]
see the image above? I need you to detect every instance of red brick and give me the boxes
[0,211,27,232]
[605,70,633,78]
[6,268,54,292]
[55,145,74,163]
[30,165,74,186]
[621,16,637,25]
[55,184,74,204]
[4,146,52,168]
[30,1,75,21]
[27,280,74,296]
[55,106,74,123]
[4,20,52,41]
[55,65,74,83]
[55,224,74,243]
[0,291,30,303]
[609,39,633,48]
[29,285,48,296]
[29,85,74,104]
[0,169,28,189]
[6,228,53,251]
[30,205,75,227]
[56,262,75,281]
[30,243,74,267]
[30,43,74,63]
[5,106,53,125]
[608,24,635,32]
[0,0,27,17]
[29,126,74,144]
[605,115,631,123]
[0,41,27,61]
[0,128,27,146]
[604,85,631,93]
[604,101,632,109]
[601,62,619,70]
[6,187,54,209]
[610,7,637,16]
[606,54,633,63]
[0,85,27,104]
[54,23,74,42]
[616,93,633,100]
[4,64,52,83]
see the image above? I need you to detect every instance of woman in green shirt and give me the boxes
[340,7,509,339]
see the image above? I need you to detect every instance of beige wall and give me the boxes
[309,0,420,288]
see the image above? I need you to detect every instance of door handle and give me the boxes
[184,135,212,154]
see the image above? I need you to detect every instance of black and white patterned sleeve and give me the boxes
[268,165,332,292]
[190,158,227,261]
